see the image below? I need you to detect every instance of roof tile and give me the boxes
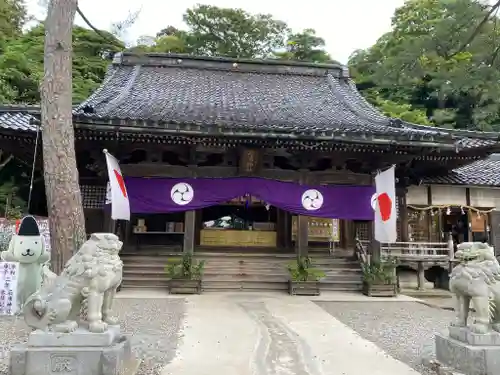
[73,53,499,148]
[424,154,500,186]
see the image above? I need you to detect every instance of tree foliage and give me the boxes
[5,1,500,132]
[0,23,123,104]
[349,0,500,130]
[0,0,27,47]
[135,5,333,62]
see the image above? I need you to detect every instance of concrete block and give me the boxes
[435,332,500,375]
[10,335,139,375]
[27,325,121,347]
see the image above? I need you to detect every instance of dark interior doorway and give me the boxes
[443,209,469,249]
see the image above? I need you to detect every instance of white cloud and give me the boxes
[26,0,408,63]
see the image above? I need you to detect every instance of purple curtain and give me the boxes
[124,177,375,220]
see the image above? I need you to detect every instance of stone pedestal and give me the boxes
[435,326,500,375]
[9,326,140,375]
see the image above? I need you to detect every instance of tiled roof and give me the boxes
[0,105,39,132]
[424,154,500,186]
[72,53,500,149]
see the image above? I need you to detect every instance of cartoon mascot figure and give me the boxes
[1,216,50,311]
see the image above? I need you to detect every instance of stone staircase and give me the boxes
[120,251,362,292]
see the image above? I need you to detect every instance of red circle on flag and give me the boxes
[377,192,392,222]
[113,169,128,198]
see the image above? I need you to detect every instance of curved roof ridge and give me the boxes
[113,52,345,78]
[74,65,121,113]
[343,79,389,122]
[98,65,141,115]
[116,52,346,70]
[326,76,389,126]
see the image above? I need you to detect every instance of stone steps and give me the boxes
[121,251,362,292]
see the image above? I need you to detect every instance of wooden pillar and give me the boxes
[342,220,354,248]
[427,186,433,241]
[489,211,500,256]
[183,210,196,253]
[276,208,284,248]
[397,187,409,242]
[284,211,292,250]
[466,188,472,242]
[297,215,309,257]
[296,170,309,257]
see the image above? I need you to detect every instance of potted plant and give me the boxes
[165,252,205,294]
[361,258,398,297]
[287,256,325,296]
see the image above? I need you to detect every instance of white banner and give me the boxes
[374,166,397,243]
[104,150,130,221]
[0,262,18,315]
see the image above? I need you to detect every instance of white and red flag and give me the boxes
[373,165,397,243]
[104,149,130,221]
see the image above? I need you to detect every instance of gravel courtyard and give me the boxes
[0,298,186,375]
[316,301,453,374]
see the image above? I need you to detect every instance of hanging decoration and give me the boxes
[407,204,495,215]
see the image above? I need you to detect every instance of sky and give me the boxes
[25,0,409,64]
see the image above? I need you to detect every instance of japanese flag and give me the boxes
[374,165,397,243]
[104,149,130,221]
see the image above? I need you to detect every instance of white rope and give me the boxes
[27,123,41,212]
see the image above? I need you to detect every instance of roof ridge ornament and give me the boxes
[389,118,403,128]
[112,52,123,64]
[340,66,350,79]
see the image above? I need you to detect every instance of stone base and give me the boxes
[435,332,500,375]
[27,325,121,347]
[10,333,140,375]
[448,326,500,346]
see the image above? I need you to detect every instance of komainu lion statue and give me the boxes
[449,242,500,334]
[23,233,123,333]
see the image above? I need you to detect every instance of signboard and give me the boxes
[470,213,487,233]
[0,261,18,315]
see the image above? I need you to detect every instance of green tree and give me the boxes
[0,24,123,104]
[0,0,27,48]
[182,5,288,58]
[137,5,289,58]
[274,29,333,63]
[349,0,500,130]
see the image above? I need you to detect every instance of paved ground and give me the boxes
[316,301,453,374]
[0,291,450,375]
[160,293,421,375]
[0,298,186,375]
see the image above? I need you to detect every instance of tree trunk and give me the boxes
[41,0,86,274]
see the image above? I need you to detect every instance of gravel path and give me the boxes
[315,301,453,375]
[0,298,186,375]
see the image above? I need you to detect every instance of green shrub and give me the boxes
[165,252,205,280]
[287,256,325,282]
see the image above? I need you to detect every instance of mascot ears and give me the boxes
[17,216,40,236]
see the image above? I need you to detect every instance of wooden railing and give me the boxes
[354,237,369,265]
[380,242,452,261]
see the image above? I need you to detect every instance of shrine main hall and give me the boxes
[1,52,500,290]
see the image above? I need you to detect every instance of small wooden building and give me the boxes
[405,155,500,252]
[1,53,500,289]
